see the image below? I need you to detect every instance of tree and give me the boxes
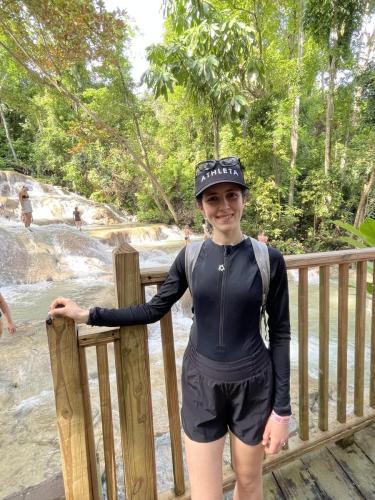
[304,0,365,175]
[146,0,256,157]
[0,0,179,222]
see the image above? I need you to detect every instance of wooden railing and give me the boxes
[46,244,375,499]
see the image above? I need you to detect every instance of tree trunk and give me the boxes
[288,0,304,206]
[212,111,220,158]
[324,53,336,175]
[354,165,375,228]
[0,37,179,224]
[340,15,374,171]
[117,66,167,216]
[0,102,18,164]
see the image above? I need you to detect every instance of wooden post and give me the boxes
[96,344,118,500]
[355,261,367,416]
[298,268,309,440]
[371,263,375,408]
[319,266,329,431]
[46,317,94,500]
[337,263,349,423]
[157,285,185,496]
[113,243,157,499]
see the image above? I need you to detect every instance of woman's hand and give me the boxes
[49,297,90,324]
[262,413,289,455]
[7,321,16,334]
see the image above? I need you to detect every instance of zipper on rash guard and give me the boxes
[217,245,229,350]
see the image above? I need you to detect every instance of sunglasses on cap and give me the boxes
[195,156,242,174]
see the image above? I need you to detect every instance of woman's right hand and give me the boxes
[49,297,90,324]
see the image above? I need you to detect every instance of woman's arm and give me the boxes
[50,249,188,327]
[266,249,291,416]
[0,294,16,333]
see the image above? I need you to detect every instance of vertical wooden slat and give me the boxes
[46,317,92,500]
[157,285,185,496]
[79,347,101,500]
[298,267,309,440]
[319,266,330,431]
[354,260,367,416]
[113,243,157,500]
[370,262,375,408]
[97,344,118,500]
[337,263,349,423]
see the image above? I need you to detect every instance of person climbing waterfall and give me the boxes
[49,156,291,500]
[0,293,16,337]
[18,185,33,230]
[73,206,82,231]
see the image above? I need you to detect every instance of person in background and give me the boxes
[183,224,191,245]
[0,293,16,337]
[257,229,268,245]
[73,206,82,231]
[49,156,291,500]
[18,185,33,229]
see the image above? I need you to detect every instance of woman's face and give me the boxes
[199,182,245,234]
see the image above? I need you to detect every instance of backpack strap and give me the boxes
[248,237,270,309]
[248,236,270,340]
[184,241,204,293]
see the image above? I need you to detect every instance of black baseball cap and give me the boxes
[195,156,248,197]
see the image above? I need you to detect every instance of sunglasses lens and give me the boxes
[196,160,216,172]
[220,157,239,167]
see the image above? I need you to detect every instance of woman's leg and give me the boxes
[231,435,264,500]
[184,434,226,500]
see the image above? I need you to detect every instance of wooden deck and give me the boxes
[236,423,375,500]
[5,424,375,499]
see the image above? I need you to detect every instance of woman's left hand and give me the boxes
[262,414,289,455]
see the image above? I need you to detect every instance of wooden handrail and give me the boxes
[141,247,375,285]
[46,246,375,500]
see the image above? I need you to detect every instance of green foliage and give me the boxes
[0,0,373,252]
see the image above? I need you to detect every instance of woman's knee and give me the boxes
[235,469,262,491]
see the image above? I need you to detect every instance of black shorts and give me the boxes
[181,342,273,445]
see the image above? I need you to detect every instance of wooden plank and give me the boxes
[79,347,101,500]
[298,268,309,440]
[301,446,362,499]
[371,262,375,408]
[272,458,323,499]
[263,473,285,499]
[328,440,375,499]
[159,416,375,500]
[96,344,117,500]
[355,260,367,416]
[319,266,329,431]
[113,243,157,500]
[354,423,375,462]
[46,317,93,500]
[337,263,349,423]
[140,248,375,285]
[79,327,120,347]
[157,284,185,497]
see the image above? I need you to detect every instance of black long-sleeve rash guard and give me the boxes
[89,237,291,415]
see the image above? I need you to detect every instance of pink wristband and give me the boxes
[271,410,290,423]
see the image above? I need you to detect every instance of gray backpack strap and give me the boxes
[248,236,270,339]
[185,241,204,293]
[249,237,270,308]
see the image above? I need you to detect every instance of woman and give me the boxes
[73,206,82,231]
[49,156,291,500]
[18,185,33,229]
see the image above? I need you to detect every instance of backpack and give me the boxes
[184,236,270,338]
